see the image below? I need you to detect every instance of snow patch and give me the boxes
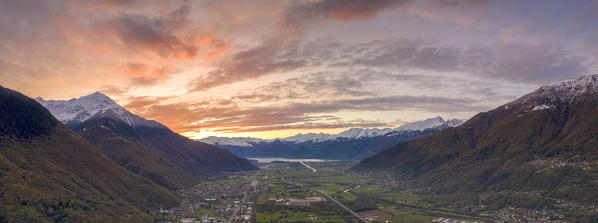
[515,74,598,105]
[531,104,552,111]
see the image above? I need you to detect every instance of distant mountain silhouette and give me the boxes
[219,126,453,160]
[201,117,463,160]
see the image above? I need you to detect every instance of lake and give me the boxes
[247,157,335,163]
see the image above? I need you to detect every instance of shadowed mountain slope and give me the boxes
[0,86,178,222]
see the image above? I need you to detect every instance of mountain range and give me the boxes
[200,117,463,160]
[0,86,178,222]
[7,70,598,221]
[36,92,257,190]
[352,74,598,214]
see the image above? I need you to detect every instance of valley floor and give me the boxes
[154,160,594,223]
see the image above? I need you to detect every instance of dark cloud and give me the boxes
[229,69,515,104]
[106,3,199,59]
[433,0,489,7]
[342,40,589,84]
[192,38,589,92]
[328,95,484,112]
[189,39,304,91]
[281,0,412,34]
[481,43,589,84]
[340,39,462,71]
[78,0,144,10]
[232,71,372,102]
[189,39,341,91]
[0,1,62,40]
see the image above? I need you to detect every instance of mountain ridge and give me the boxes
[212,124,458,160]
[351,74,598,213]
[0,86,179,222]
[200,116,464,146]
[36,92,163,128]
[37,92,257,190]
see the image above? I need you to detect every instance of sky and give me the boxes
[1,0,597,139]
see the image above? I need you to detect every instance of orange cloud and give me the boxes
[122,92,484,135]
[124,63,177,86]
[280,0,411,33]
[194,35,231,59]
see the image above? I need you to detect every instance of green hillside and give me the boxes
[353,76,598,220]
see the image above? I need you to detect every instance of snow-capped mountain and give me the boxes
[199,116,464,146]
[336,127,393,139]
[36,92,162,128]
[283,132,338,143]
[200,136,274,147]
[511,74,598,110]
[444,118,465,127]
[395,116,462,131]
[497,74,598,114]
[36,91,257,189]
[535,74,598,100]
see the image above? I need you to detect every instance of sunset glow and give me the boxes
[1,0,597,139]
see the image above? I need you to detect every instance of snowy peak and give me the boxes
[543,74,598,93]
[198,116,464,146]
[337,127,393,139]
[283,117,463,143]
[36,92,162,128]
[538,74,598,100]
[88,107,164,128]
[515,74,598,105]
[395,116,462,131]
[284,133,337,143]
[200,136,272,147]
[36,92,122,125]
[445,118,465,127]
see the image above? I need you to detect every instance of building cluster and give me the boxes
[485,207,566,223]
[153,173,258,223]
[362,172,401,191]
[476,190,598,222]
